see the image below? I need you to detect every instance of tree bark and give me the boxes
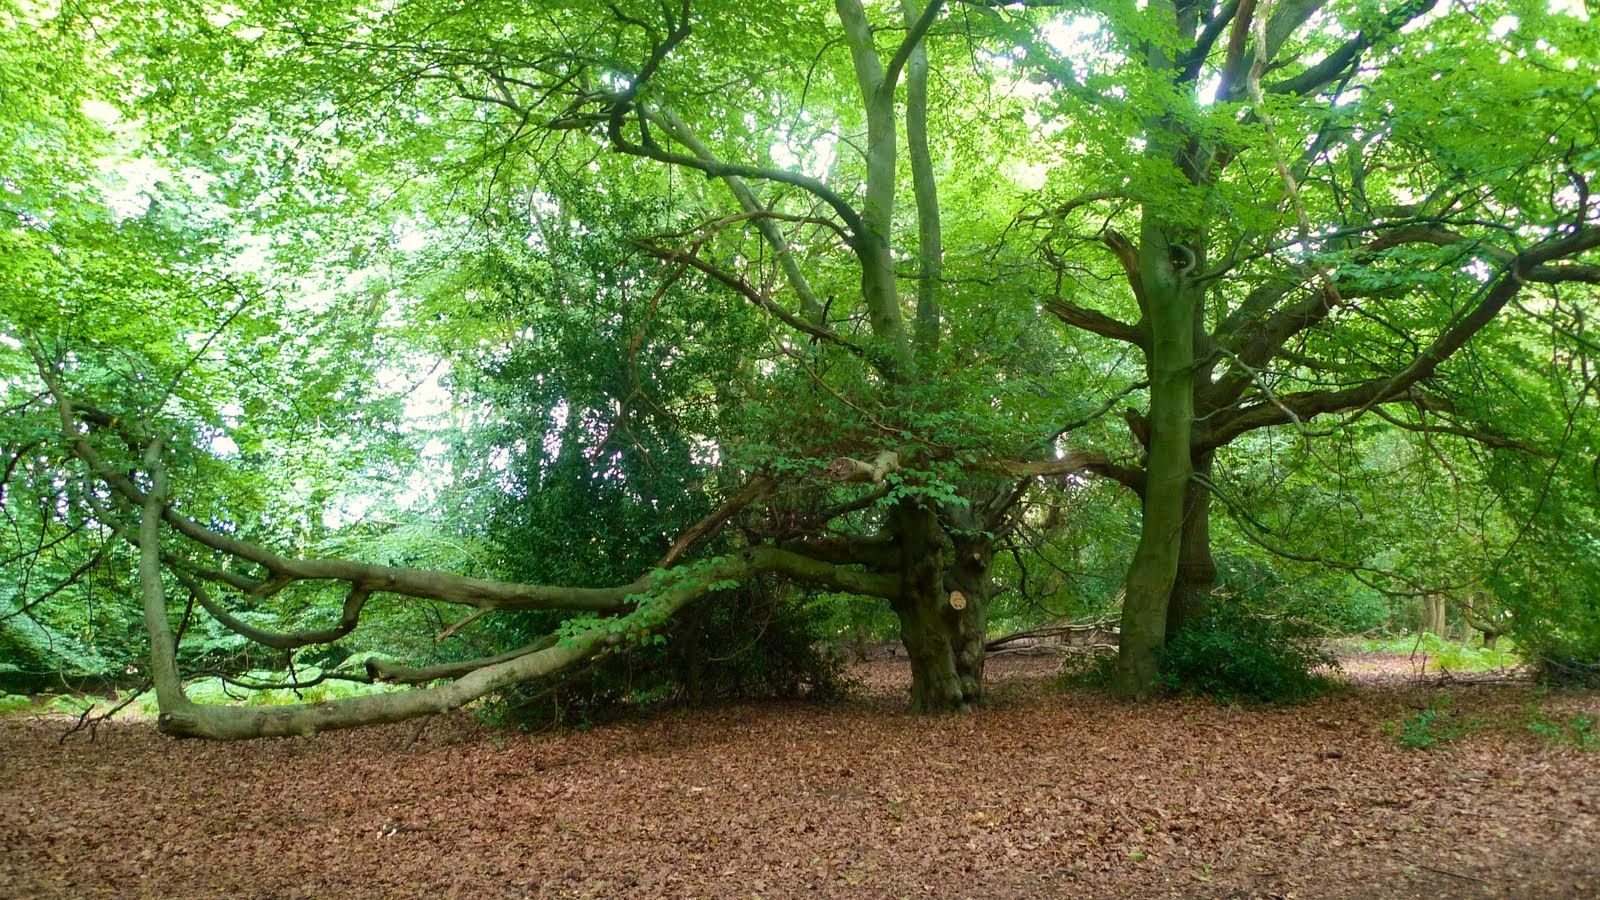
[1165,452,1218,641]
[887,503,988,713]
[947,531,993,705]
[1422,593,1447,637]
[1112,240,1199,698]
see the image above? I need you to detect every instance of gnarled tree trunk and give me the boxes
[887,503,990,713]
[947,530,994,706]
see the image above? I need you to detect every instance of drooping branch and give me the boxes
[145,541,900,739]
[655,476,776,568]
[1208,223,1599,413]
[173,569,371,651]
[588,9,869,243]
[1366,225,1600,284]
[597,130,867,245]
[633,240,870,359]
[1368,406,1545,455]
[42,374,906,628]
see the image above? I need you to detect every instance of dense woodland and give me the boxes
[2,0,1598,741]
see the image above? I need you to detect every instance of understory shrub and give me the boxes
[1055,648,1118,689]
[1525,638,1600,688]
[482,587,851,730]
[0,693,32,714]
[1159,604,1336,704]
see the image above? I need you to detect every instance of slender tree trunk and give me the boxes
[1422,593,1447,637]
[1165,452,1217,641]
[1109,0,1203,698]
[682,602,706,705]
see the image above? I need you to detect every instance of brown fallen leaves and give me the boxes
[1,655,1597,899]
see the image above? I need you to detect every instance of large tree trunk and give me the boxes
[1112,234,1199,699]
[888,503,989,713]
[1165,452,1217,642]
[947,531,993,705]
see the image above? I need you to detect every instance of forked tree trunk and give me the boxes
[1165,453,1217,642]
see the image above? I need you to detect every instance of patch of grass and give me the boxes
[0,693,33,715]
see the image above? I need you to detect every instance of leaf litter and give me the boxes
[1,655,1596,898]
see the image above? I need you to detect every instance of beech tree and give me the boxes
[985,0,1599,692]
[2,0,1596,736]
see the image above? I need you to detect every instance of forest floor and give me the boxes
[3,652,1598,899]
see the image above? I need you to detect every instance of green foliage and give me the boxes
[1526,705,1597,751]
[1390,695,1475,751]
[130,673,400,713]
[1347,635,1521,673]
[1418,635,1521,673]
[484,587,851,731]
[1524,636,1600,689]
[1159,603,1336,705]
[1055,650,1118,691]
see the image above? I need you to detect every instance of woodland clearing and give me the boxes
[3,654,1596,899]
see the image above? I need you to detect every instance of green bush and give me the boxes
[1526,639,1600,688]
[1055,649,1118,689]
[1159,604,1336,704]
[484,587,852,731]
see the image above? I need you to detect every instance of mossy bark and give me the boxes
[1112,228,1200,699]
[1165,452,1218,642]
[888,504,990,713]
